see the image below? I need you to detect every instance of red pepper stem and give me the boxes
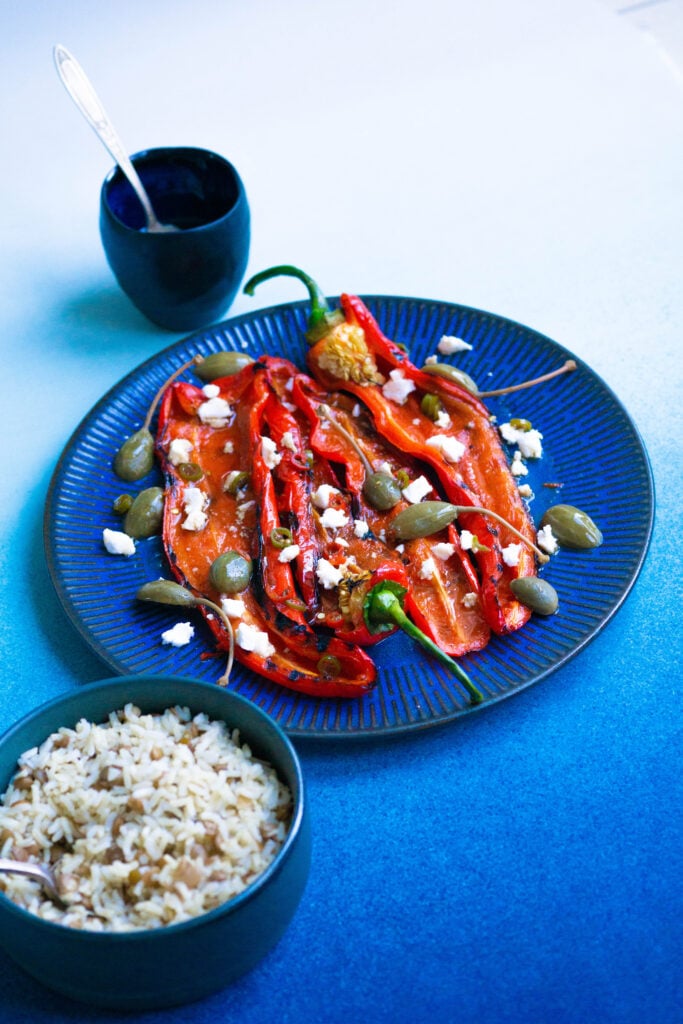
[143,355,202,432]
[195,597,235,686]
[452,505,549,564]
[478,360,577,399]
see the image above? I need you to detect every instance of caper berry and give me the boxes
[420,393,444,421]
[209,551,252,594]
[363,472,402,511]
[510,576,559,615]
[540,504,603,550]
[224,471,250,496]
[421,363,479,394]
[123,486,164,539]
[195,351,254,381]
[317,654,342,679]
[113,427,155,482]
[389,501,458,541]
[137,579,197,607]
[112,493,134,516]
[177,461,204,482]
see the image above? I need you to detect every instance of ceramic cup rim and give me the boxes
[0,675,306,943]
[100,146,248,236]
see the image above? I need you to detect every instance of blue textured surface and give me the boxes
[1,1,682,1021]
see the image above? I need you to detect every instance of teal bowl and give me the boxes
[0,677,310,1010]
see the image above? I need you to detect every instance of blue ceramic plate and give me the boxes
[44,297,654,738]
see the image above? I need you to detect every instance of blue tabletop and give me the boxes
[2,1,681,1022]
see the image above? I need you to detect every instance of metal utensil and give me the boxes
[53,44,177,233]
[0,857,67,906]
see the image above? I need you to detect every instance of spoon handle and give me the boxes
[53,44,161,230]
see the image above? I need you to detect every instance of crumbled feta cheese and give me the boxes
[223,470,244,492]
[235,622,275,658]
[462,592,478,608]
[102,528,135,557]
[502,543,523,567]
[382,369,416,405]
[373,461,393,476]
[261,436,282,469]
[202,383,220,398]
[432,542,456,561]
[278,544,300,563]
[221,597,246,619]
[168,437,193,466]
[223,440,234,454]
[285,377,294,392]
[353,520,369,538]
[459,530,475,550]
[424,354,438,364]
[311,484,340,509]
[499,421,543,459]
[425,434,466,463]
[280,431,296,451]
[316,558,344,589]
[182,487,208,531]
[161,622,194,647]
[419,557,436,580]
[395,543,405,554]
[333,537,350,548]
[352,403,361,417]
[236,500,255,521]
[518,483,533,498]
[510,451,529,477]
[437,334,472,354]
[320,507,349,530]
[435,409,452,429]
[402,475,433,504]
[198,395,232,427]
[537,524,559,554]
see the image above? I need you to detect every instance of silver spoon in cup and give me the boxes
[53,44,177,234]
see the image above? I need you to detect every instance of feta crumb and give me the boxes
[510,451,529,477]
[402,475,433,504]
[499,422,543,459]
[352,403,361,417]
[373,460,393,475]
[168,437,193,466]
[261,436,282,469]
[235,622,275,658]
[395,543,405,554]
[223,470,244,492]
[278,544,300,563]
[223,440,234,454]
[382,369,416,405]
[334,537,350,548]
[320,507,349,530]
[425,434,466,463]
[462,592,478,608]
[311,484,340,509]
[102,528,135,557]
[537,524,559,555]
[437,334,472,355]
[315,558,344,589]
[182,487,208,531]
[424,354,438,364]
[518,483,533,498]
[280,431,296,451]
[161,622,194,647]
[285,377,294,392]
[435,409,452,429]
[419,557,436,580]
[432,542,456,561]
[221,597,246,619]
[198,395,232,427]
[501,543,523,567]
[353,520,369,538]
[459,530,475,551]
[202,383,220,398]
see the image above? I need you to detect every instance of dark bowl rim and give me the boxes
[0,675,306,942]
[100,146,248,235]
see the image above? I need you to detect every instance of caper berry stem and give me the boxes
[193,596,235,685]
[452,505,550,564]
[477,359,577,399]
[142,355,203,432]
[316,404,374,476]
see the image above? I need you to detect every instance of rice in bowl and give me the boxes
[0,703,292,931]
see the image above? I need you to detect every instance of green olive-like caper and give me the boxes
[195,351,254,381]
[362,472,402,511]
[540,504,603,550]
[112,493,134,516]
[317,654,342,679]
[209,551,253,594]
[510,576,559,615]
[137,579,197,607]
[123,486,164,539]
[420,393,444,421]
[389,500,458,541]
[177,461,204,482]
[224,471,250,496]
[420,363,479,394]
[113,428,155,482]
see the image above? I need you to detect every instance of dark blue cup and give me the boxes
[100,147,250,331]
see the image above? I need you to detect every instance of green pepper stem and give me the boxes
[243,265,331,329]
[195,597,235,686]
[370,588,483,705]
